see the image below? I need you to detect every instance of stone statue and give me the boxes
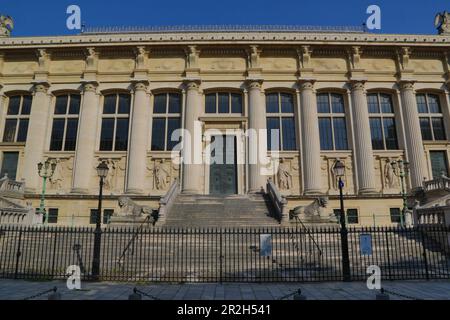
[0,15,13,37]
[154,161,169,190]
[384,158,396,189]
[277,159,292,190]
[291,197,329,219]
[435,11,450,35]
[49,158,64,191]
[135,46,146,69]
[115,196,152,217]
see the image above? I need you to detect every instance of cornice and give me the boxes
[0,32,449,49]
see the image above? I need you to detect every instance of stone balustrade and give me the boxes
[158,178,180,224]
[266,178,287,223]
[415,206,450,226]
[423,176,450,193]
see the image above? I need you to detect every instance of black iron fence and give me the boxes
[0,225,449,282]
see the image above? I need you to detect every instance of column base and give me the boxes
[125,188,145,195]
[358,188,378,195]
[248,186,266,194]
[181,189,203,195]
[24,187,37,194]
[71,187,91,194]
[304,189,324,196]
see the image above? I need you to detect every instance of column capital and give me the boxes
[81,80,98,93]
[349,79,367,92]
[297,78,316,90]
[445,80,450,91]
[31,81,50,94]
[131,78,149,92]
[245,78,263,90]
[183,78,201,90]
[398,80,416,91]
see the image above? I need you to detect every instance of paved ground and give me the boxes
[1,279,450,300]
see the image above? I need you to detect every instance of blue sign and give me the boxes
[260,234,272,257]
[360,234,372,256]
[339,180,345,189]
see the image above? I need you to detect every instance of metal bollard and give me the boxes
[48,287,61,300]
[293,289,307,300]
[129,288,142,300]
[376,288,390,300]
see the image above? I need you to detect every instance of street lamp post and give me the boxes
[391,159,410,227]
[333,160,351,282]
[37,160,56,225]
[91,161,109,281]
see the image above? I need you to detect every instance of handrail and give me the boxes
[266,178,288,222]
[293,216,323,256]
[117,215,151,266]
[158,178,180,223]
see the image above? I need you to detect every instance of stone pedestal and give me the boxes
[108,215,153,227]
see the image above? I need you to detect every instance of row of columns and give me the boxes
[21,78,429,195]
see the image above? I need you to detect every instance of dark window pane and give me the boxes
[367,94,379,113]
[21,96,32,115]
[428,94,441,113]
[333,118,348,150]
[69,94,81,114]
[318,118,333,150]
[369,118,384,150]
[380,94,394,113]
[266,117,280,151]
[390,208,402,223]
[218,93,229,113]
[281,117,296,150]
[347,209,359,224]
[430,151,449,178]
[167,118,181,151]
[266,93,279,113]
[331,94,344,113]
[64,119,78,151]
[99,118,114,151]
[103,95,116,114]
[118,94,130,114]
[419,118,433,140]
[7,96,20,115]
[231,93,242,113]
[115,118,129,151]
[90,209,99,225]
[49,119,65,151]
[16,119,29,143]
[280,93,294,113]
[103,209,114,224]
[2,119,17,142]
[153,94,166,114]
[48,208,58,224]
[416,94,428,113]
[55,95,68,114]
[151,118,166,151]
[205,93,216,113]
[168,93,181,114]
[383,118,399,150]
[317,94,330,113]
[0,152,18,180]
[432,117,446,140]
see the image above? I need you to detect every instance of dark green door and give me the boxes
[209,135,237,195]
[430,151,449,178]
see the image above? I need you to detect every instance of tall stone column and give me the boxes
[247,80,267,193]
[72,82,100,193]
[350,81,377,194]
[23,82,51,193]
[182,80,203,194]
[126,81,150,194]
[399,81,427,189]
[299,80,322,194]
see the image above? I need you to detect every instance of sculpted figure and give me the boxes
[154,161,169,190]
[116,196,152,217]
[0,16,13,37]
[435,11,450,34]
[277,159,292,190]
[384,158,396,188]
[291,197,330,220]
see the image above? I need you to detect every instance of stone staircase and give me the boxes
[163,193,281,227]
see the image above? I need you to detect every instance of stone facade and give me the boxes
[0,28,449,226]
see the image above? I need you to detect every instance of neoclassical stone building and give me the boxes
[0,23,449,226]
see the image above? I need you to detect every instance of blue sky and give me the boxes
[1,0,449,36]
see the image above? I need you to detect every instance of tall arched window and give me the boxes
[416,93,446,141]
[205,92,242,114]
[151,92,181,151]
[49,94,81,151]
[99,93,130,151]
[317,92,348,150]
[2,94,32,143]
[266,92,297,151]
[367,93,398,150]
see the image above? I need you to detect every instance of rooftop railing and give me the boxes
[81,24,366,35]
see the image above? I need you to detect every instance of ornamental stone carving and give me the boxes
[133,81,147,92]
[33,82,49,94]
[82,81,98,93]
[36,49,50,71]
[97,158,125,193]
[277,159,293,190]
[135,46,147,69]
[291,197,329,219]
[85,48,98,69]
[47,158,73,193]
[350,80,365,92]
[0,15,13,37]
[116,196,152,217]
[186,45,200,69]
[383,158,398,189]
[398,80,415,91]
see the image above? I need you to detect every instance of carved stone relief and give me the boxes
[147,157,180,192]
[46,157,74,194]
[94,157,126,194]
[273,157,300,195]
